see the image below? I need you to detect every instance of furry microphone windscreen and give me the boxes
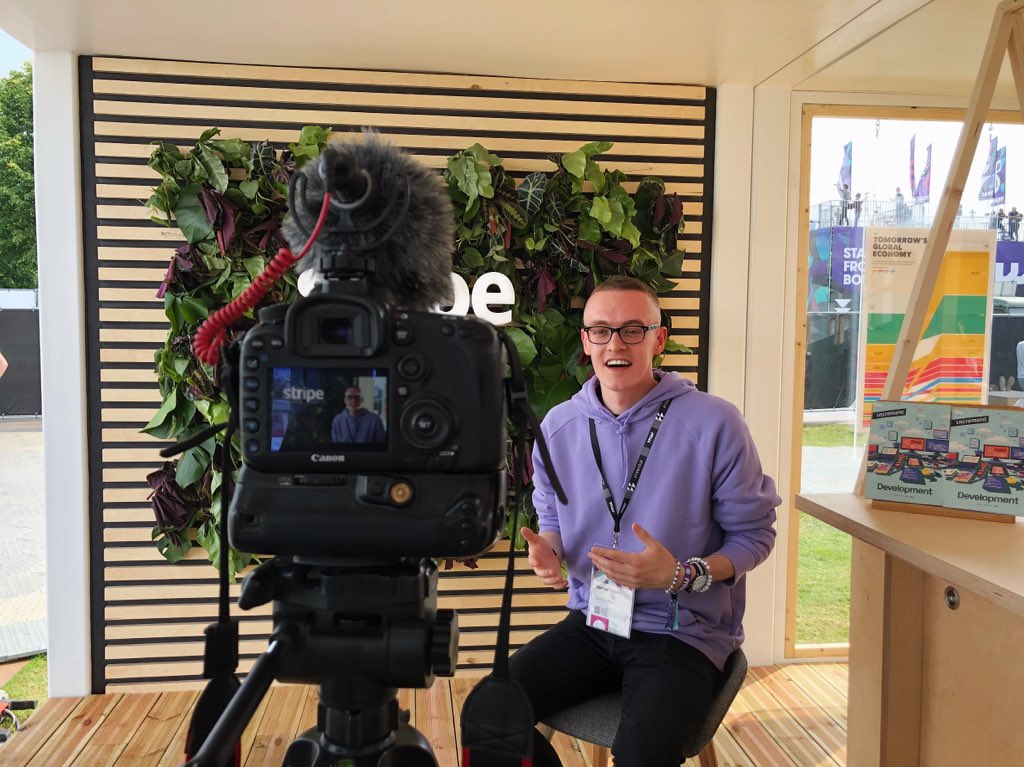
[283,133,455,312]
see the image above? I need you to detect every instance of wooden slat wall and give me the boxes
[79,56,716,691]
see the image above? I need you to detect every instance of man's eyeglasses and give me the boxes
[345,394,363,400]
[582,324,660,345]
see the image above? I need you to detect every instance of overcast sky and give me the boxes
[0,28,29,76]
[811,116,1024,215]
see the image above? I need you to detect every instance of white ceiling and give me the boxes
[0,0,1017,98]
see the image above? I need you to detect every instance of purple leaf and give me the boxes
[535,269,557,311]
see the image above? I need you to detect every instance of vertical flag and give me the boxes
[913,143,931,203]
[910,135,917,192]
[980,136,999,201]
[994,146,1007,205]
[836,141,853,196]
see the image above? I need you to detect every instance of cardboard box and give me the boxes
[943,405,1024,517]
[864,401,950,507]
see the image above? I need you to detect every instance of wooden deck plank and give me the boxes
[415,681,458,767]
[70,692,161,767]
[749,666,846,766]
[243,684,310,767]
[806,662,849,698]
[295,685,318,734]
[721,677,801,767]
[113,690,198,766]
[448,675,476,759]
[0,697,83,765]
[1,664,851,767]
[781,664,849,732]
[738,671,841,767]
[27,694,123,767]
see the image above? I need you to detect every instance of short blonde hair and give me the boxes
[588,276,661,319]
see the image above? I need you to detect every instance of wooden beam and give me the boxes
[855,3,1021,493]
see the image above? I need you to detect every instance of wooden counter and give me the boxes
[796,493,1024,767]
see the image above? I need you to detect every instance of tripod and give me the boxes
[183,555,457,767]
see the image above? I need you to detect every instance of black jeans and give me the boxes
[509,611,722,767]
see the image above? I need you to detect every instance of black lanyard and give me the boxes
[589,399,672,547]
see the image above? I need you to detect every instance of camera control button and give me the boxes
[441,324,455,336]
[250,338,266,351]
[393,324,413,345]
[397,355,425,380]
[244,419,260,433]
[243,377,260,392]
[245,440,259,453]
[397,385,410,397]
[245,357,260,370]
[244,397,260,412]
[458,326,472,339]
[400,398,453,451]
[270,336,285,350]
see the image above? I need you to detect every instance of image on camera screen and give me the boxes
[270,366,388,451]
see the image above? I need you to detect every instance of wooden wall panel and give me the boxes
[80,56,715,691]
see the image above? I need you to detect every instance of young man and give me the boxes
[330,386,386,444]
[510,276,779,767]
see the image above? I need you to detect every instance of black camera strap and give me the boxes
[460,330,567,767]
[158,341,243,766]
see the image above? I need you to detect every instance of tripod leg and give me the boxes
[183,637,287,767]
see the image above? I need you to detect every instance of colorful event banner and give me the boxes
[980,136,1007,206]
[807,226,864,313]
[910,135,931,203]
[836,141,852,196]
[857,228,996,427]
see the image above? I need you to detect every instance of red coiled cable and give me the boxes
[193,191,332,365]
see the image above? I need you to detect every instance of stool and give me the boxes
[538,648,747,767]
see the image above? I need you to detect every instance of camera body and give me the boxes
[229,290,507,559]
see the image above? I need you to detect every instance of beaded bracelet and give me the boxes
[666,560,683,594]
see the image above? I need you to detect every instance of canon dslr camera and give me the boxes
[228,137,507,560]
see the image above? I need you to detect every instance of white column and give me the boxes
[708,84,754,408]
[741,85,795,666]
[34,51,92,696]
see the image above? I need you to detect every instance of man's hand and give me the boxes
[587,522,676,590]
[521,527,567,590]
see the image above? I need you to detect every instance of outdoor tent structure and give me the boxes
[1,0,1019,703]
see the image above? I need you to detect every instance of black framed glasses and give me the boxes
[582,324,660,345]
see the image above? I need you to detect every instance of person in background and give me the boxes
[0,350,8,379]
[837,183,851,225]
[853,192,863,227]
[331,386,386,444]
[1009,207,1021,241]
[510,276,779,767]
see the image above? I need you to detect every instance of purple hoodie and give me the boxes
[531,371,779,671]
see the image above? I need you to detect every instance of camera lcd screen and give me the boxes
[270,366,388,452]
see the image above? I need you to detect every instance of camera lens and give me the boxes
[320,318,354,344]
[400,398,454,451]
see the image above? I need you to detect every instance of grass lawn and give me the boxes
[797,422,860,645]
[803,422,868,447]
[3,654,47,727]
[795,514,851,644]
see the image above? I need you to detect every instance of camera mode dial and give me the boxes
[400,398,454,451]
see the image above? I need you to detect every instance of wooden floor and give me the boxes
[0,663,848,766]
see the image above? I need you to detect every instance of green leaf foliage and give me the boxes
[142,130,693,572]
[0,62,36,288]
[445,139,691,543]
[173,184,215,244]
[142,126,334,577]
